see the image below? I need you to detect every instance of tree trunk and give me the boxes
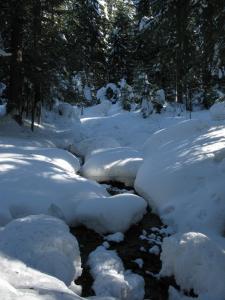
[8,0,24,118]
[31,0,42,131]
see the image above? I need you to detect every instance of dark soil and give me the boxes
[71,210,177,300]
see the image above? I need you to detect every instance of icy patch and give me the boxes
[81,147,143,186]
[88,246,145,300]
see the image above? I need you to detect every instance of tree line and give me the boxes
[0,0,225,127]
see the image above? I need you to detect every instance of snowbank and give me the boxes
[0,139,147,234]
[81,147,143,186]
[75,193,147,234]
[88,246,145,300]
[135,119,225,299]
[69,136,120,158]
[210,101,225,120]
[0,141,108,226]
[84,101,112,117]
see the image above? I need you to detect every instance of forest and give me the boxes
[0,1,225,300]
[1,0,225,126]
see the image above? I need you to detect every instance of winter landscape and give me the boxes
[0,1,225,300]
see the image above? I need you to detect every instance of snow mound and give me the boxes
[210,101,225,120]
[135,119,225,299]
[76,193,147,234]
[0,215,82,285]
[0,141,108,226]
[69,136,120,158]
[135,119,225,234]
[81,147,143,186]
[57,102,80,121]
[88,246,145,300]
[0,215,85,300]
[161,232,225,300]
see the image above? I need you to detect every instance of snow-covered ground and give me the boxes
[0,101,225,300]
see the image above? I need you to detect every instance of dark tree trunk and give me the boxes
[8,0,24,118]
[31,0,41,131]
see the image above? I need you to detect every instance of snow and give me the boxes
[75,193,147,234]
[104,232,125,243]
[161,233,225,300]
[210,101,225,120]
[81,110,182,151]
[96,83,119,103]
[84,101,112,117]
[88,246,145,300]
[133,259,144,269]
[135,117,225,299]
[1,97,225,300]
[81,147,143,186]
[0,215,82,285]
[0,215,84,300]
[69,136,120,159]
[57,102,80,120]
[0,104,6,117]
[0,140,109,227]
[149,245,160,255]
[0,49,11,56]
[84,85,92,102]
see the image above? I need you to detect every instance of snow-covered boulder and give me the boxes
[210,101,225,120]
[0,142,108,226]
[81,147,143,186]
[88,246,145,300]
[0,215,85,300]
[69,136,120,158]
[0,215,82,285]
[161,232,225,300]
[75,193,147,234]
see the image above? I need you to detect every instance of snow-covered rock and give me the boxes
[161,232,225,300]
[88,246,145,300]
[104,232,124,243]
[210,101,225,120]
[75,193,147,234]
[81,147,143,186]
[0,215,82,285]
[0,215,85,300]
